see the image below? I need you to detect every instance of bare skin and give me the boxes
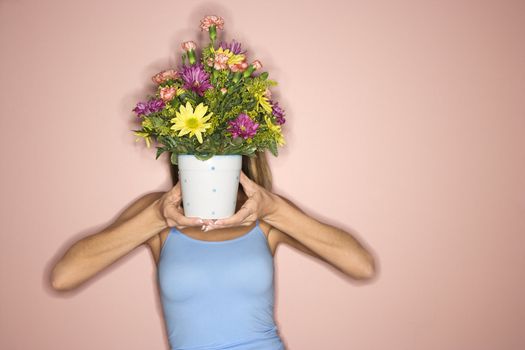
[50,171,376,291]
[49,176,272,290]
[148,180,282,266]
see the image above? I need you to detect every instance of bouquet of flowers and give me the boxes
[132,15,286,165]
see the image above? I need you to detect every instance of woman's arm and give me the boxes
[50,192,166,291]
[265,194,376,280]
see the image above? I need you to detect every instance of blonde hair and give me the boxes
[170,151,273,193]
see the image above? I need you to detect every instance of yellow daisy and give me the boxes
[170,101,213,144]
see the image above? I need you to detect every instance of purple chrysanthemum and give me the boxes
[218,39,246,55]
[227,113,259,139]
[132,101,149,116]
[132,98,165,117]
[271,100,286,125]
[180,63,213,96]
[148,99,165,113]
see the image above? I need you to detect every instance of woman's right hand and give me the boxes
[156,181,205,229]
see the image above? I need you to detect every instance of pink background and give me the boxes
[1,0,524,349]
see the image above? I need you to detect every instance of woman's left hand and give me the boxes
[202,170,277,231]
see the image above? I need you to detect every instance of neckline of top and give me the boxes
[171,219,261,244]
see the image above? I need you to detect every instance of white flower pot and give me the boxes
[178,154,242,219]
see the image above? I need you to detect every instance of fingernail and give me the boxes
[201,225,206,231]
[198,219,204,224]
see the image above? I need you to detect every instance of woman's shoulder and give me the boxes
[114,191,165,224]
[135,191,165,207]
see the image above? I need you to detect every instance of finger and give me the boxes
[239,170,251,188]
[164,206,203,227]
[202,219,215,225]
[238,170,257,195]
[213,206,252,226]
[170,181,182,196]
[177,216,204,228]
[239,170,250,183]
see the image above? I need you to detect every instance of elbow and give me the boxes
[360,258,376,280]
[364,253,377,279]
[51,276,65,291]
[50,265,76,292]
[51,274,77,292]
[350,253,376,280]
[50,243,88,292]
[50,269,67,291]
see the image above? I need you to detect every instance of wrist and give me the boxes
[147,198,168,230]
[262,192,283,222]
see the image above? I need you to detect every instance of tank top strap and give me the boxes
[157,216,283,349]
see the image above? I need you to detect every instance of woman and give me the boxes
[50,151,376,350]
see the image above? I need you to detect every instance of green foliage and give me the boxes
[132,40,286,165]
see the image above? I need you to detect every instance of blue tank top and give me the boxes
[157,219,285,350]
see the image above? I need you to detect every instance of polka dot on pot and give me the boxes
[212,188,216,192]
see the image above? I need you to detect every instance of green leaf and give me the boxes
[155,147,166,159]
[173,144,182,153]
[159,136,174,149]
[268,141,278,157]
[195,153,214,161]
[170,152,178,165]
[232,137,243,146]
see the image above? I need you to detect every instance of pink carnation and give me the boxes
[181,41,197,52]
[152,69,179,84]
[229,61,248,72]
[200,15,224,31]
[213,52,229,70]
[159,86,177,101]
[252,60,263,70]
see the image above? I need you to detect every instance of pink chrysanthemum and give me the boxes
[227,113,259,139]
